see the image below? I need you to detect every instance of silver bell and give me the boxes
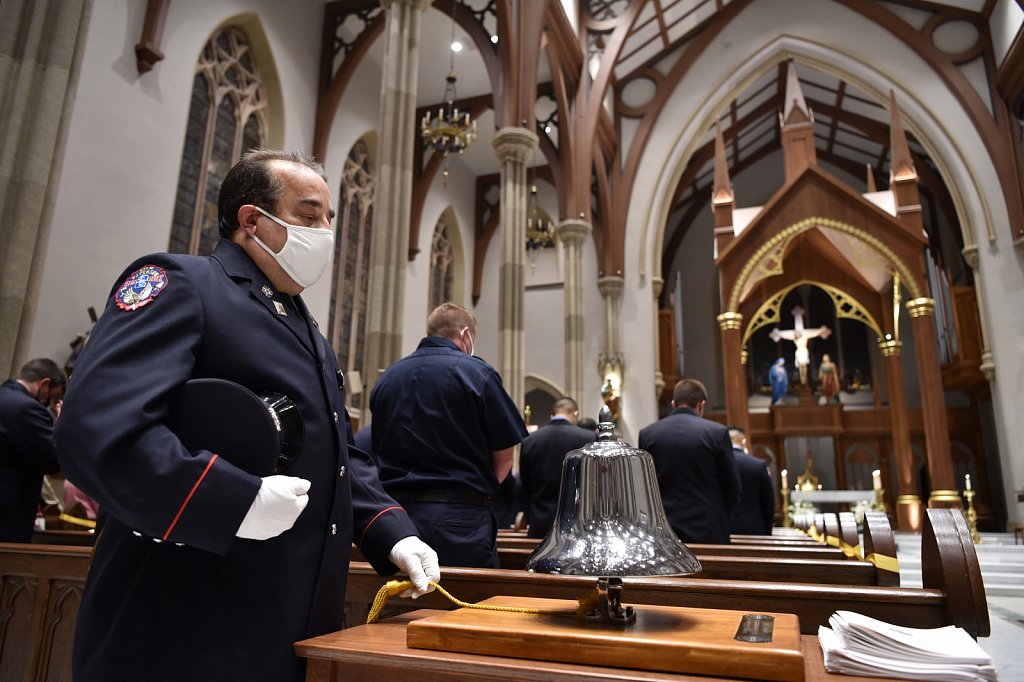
[525,405,702,576]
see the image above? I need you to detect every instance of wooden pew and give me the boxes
[345,509,986,638]
[0,543,91,681]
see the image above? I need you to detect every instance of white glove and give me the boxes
[388,536,440,598]
[236,475,311,540]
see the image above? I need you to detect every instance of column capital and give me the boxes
[980,350,995,382]
[597,275,624,298]
[492,127,539,163]
[878,339,902,356]
[961,244,980,271]
[555,218,591,246]
[905,297,935,318]
[716,311,743,331]
[379,0,434,11]
[651,276,664,299]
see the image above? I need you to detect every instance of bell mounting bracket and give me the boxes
[584,577,636,626]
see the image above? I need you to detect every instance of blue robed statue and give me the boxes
[769,358,788,405]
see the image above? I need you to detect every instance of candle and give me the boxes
[872,469,881,491]
[781,469,789,491]
[965,474,972,491]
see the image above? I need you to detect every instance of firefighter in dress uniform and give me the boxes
[56,150,439,682]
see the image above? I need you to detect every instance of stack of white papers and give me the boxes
[818,611,997,681]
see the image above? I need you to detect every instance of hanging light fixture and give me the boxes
[525,179,554,268]
[420,0,477,185]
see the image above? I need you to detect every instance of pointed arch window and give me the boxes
[330,139,375,408]
[169,26,267,256]
[429,214,454,311]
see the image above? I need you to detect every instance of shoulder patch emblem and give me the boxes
[116,265,168,311]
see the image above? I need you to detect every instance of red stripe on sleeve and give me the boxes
[357,506,404,549]
[163,454,219,541]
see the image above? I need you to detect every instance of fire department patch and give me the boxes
[115,265,168,311]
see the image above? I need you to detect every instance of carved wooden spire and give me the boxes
[712,119,735,255]
[888,89,916,182]
[888,90,922,233]
[779,59,816,182]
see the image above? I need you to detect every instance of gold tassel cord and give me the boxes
[797,526,899,574]
[367,580,585,624]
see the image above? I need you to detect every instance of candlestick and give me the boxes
[872,469,881,491]
[964,489,981,544]
[781,468,789,491]
[965,473,972,491]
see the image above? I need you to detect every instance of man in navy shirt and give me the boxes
[519,397,596,539]
[370,303,528,568]
[0,358,65,541]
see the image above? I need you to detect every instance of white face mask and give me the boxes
[251,206,335,288]
[460,327,475,356]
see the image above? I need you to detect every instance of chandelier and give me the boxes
[526,182,555,268]
[420,0,477,184]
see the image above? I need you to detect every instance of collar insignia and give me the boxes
[261,285,274,298]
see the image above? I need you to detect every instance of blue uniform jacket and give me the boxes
[519,419,597,539]
[56,240,418,681]
[729,447,776,535]
[638,407,741,544]
[0,380,60,541]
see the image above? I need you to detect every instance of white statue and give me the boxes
[769,305,832,385]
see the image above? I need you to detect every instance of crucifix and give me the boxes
[769,305,831,385]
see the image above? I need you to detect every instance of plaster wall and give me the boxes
[31,0,324,366]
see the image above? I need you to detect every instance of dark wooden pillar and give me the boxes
[717,312,749,435]
[879,338,921,530]
[906,297,959,509]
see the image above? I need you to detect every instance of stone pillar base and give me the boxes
[896,495,923,532]
[927,489,963,509]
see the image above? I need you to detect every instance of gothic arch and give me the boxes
[642,35,998,287]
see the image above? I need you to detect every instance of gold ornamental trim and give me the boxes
[878,339,902,356]
[906,297,935,318]
[717,312,743,331]
[928,489,962,503]
[896,494,921,504]
[727,216,924,313]
[741,279,883,345]
[740,349,749,366]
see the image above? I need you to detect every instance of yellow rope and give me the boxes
[58,513,96,529]
[367,580,583,624]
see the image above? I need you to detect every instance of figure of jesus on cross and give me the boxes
[769,305,832,386]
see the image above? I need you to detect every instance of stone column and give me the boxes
[0,0,93,375]
[879,339,921,531]
[717,312,750,435]
[492,127,538,408]
[651,276,665,400]
[906,297,959,508]
[362,0,432,421]
[960,245,995,381]
[597,276,624,420]
[555,217,590,402]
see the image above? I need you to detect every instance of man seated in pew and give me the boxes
[639,379,740,544]
[519,397,597,539]
[727,425,775,536]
